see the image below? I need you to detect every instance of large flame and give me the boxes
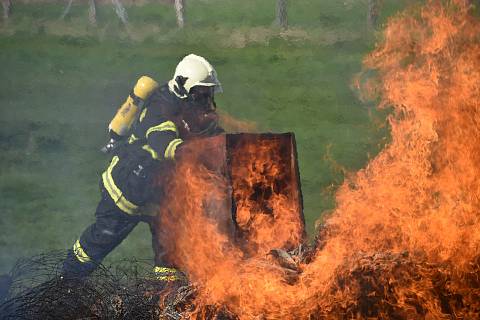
[156,1,480,318]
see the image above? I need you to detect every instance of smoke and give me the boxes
[217,110,258,133]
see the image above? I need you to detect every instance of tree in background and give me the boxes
[60,0,73,20]
[367,0,381,30]
[61,0,127,26]
[88,0,97,26]
[175,0,185,28]
[2,0,11,20]
[111,0,128,25]
[276,0,288,30]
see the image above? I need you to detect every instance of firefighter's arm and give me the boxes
[103,76,159,153]
[144,119,184,161]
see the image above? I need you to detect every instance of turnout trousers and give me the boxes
[62,183,166,278]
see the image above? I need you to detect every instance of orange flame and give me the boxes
[156,1,480,318]
[230,135,304,256]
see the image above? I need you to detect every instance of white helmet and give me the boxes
[168,54,222,99]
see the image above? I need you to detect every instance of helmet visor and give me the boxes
[189,86,216,109]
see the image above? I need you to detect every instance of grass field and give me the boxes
[0,0,407,274]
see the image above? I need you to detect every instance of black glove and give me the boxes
[100,130,125,154]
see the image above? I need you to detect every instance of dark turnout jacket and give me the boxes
[102,85,185,215]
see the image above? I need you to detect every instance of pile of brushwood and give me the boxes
[0,252,198,320]
[1,246,479,319]
[270,245,480,319]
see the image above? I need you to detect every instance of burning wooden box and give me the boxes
[155,133,305,261]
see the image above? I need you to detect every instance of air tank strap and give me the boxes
[129,90,146,109]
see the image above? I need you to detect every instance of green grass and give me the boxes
[0,0,403,273]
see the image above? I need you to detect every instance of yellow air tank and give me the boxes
[109,76,159,136]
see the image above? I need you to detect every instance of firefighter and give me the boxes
[62,54,223,281]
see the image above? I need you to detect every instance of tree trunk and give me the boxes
[174,0,185,29]
[276,0,288,30]
[2,0,11,20]
[111,0,128,25]
[60,0,74,20]
[89,0,97,25]
[367,0,379,30]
